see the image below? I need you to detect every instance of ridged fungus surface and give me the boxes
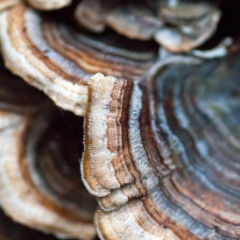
[0,1,239,240]
[0,4,157,116]
[75,0,221,52]
[0,58,97,239]
[82,54,240,239]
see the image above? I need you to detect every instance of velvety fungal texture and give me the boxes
[82,56,240,239]
[0,1,239,240]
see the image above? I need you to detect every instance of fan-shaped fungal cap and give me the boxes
[75,0,162,38]
[82,52,240,239]
[0,60,97,239]
[0,110,95,240]
[26,0,71,10]
[75,0,221,52]
[0,4,157,116]
[74,0,111,33]
[155,2,221,52]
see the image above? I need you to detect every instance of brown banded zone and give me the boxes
[0,67,96,239]
[82,73,159,208]
[82,64,240,239]
[146,56,240,239]
[0,4,157,116]
[0,4,88,116]
[34,110,97,225]
[42,22,156,82]
[82,74,199,240]
[0,108,96,240]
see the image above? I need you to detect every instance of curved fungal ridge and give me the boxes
[0,0,20,12]
[0,58,97,239]
[0,109,96,240]
[26,0,71,10]
[0,1,238,239]
[0,5,88,116]
[82,73,159,210]
[153,57,240,237]
[0,109,98,239]
[75,0,221,52]
[149,57,240,238]
[83,57,240,239]
[0,4,157,116]
[42,22,154,81]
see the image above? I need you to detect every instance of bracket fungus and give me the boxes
[75,0,221,52]
[0,59,97,239]
[0,4,157,116]
[82,54,240,239]
[0,0,239,240]
[26,0,72,10]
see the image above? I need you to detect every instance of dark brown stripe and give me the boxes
[9,6,82,84]
[107,80,146,197]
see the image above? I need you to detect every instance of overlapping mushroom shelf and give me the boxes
[0,4,157,116]
[26,0,72,10]
[75,0,220,52]
[82,55,240,239]
[0,0,72,11]
[0,57,97,240]
[0,1,240,240]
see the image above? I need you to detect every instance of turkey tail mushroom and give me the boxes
[26,0,71,10]
[0,58,97,239]
[75,0,221,52]
[0,111,96,240]
[82,52,240,239]
[0,1,239,240]
[0,4,157,116]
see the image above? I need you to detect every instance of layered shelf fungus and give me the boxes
[0,4,157,116]
[0,59,97,240]
[75,0,221,52]
[0,0,240,240]
[82,53,240,239]
[26,0,71,10]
